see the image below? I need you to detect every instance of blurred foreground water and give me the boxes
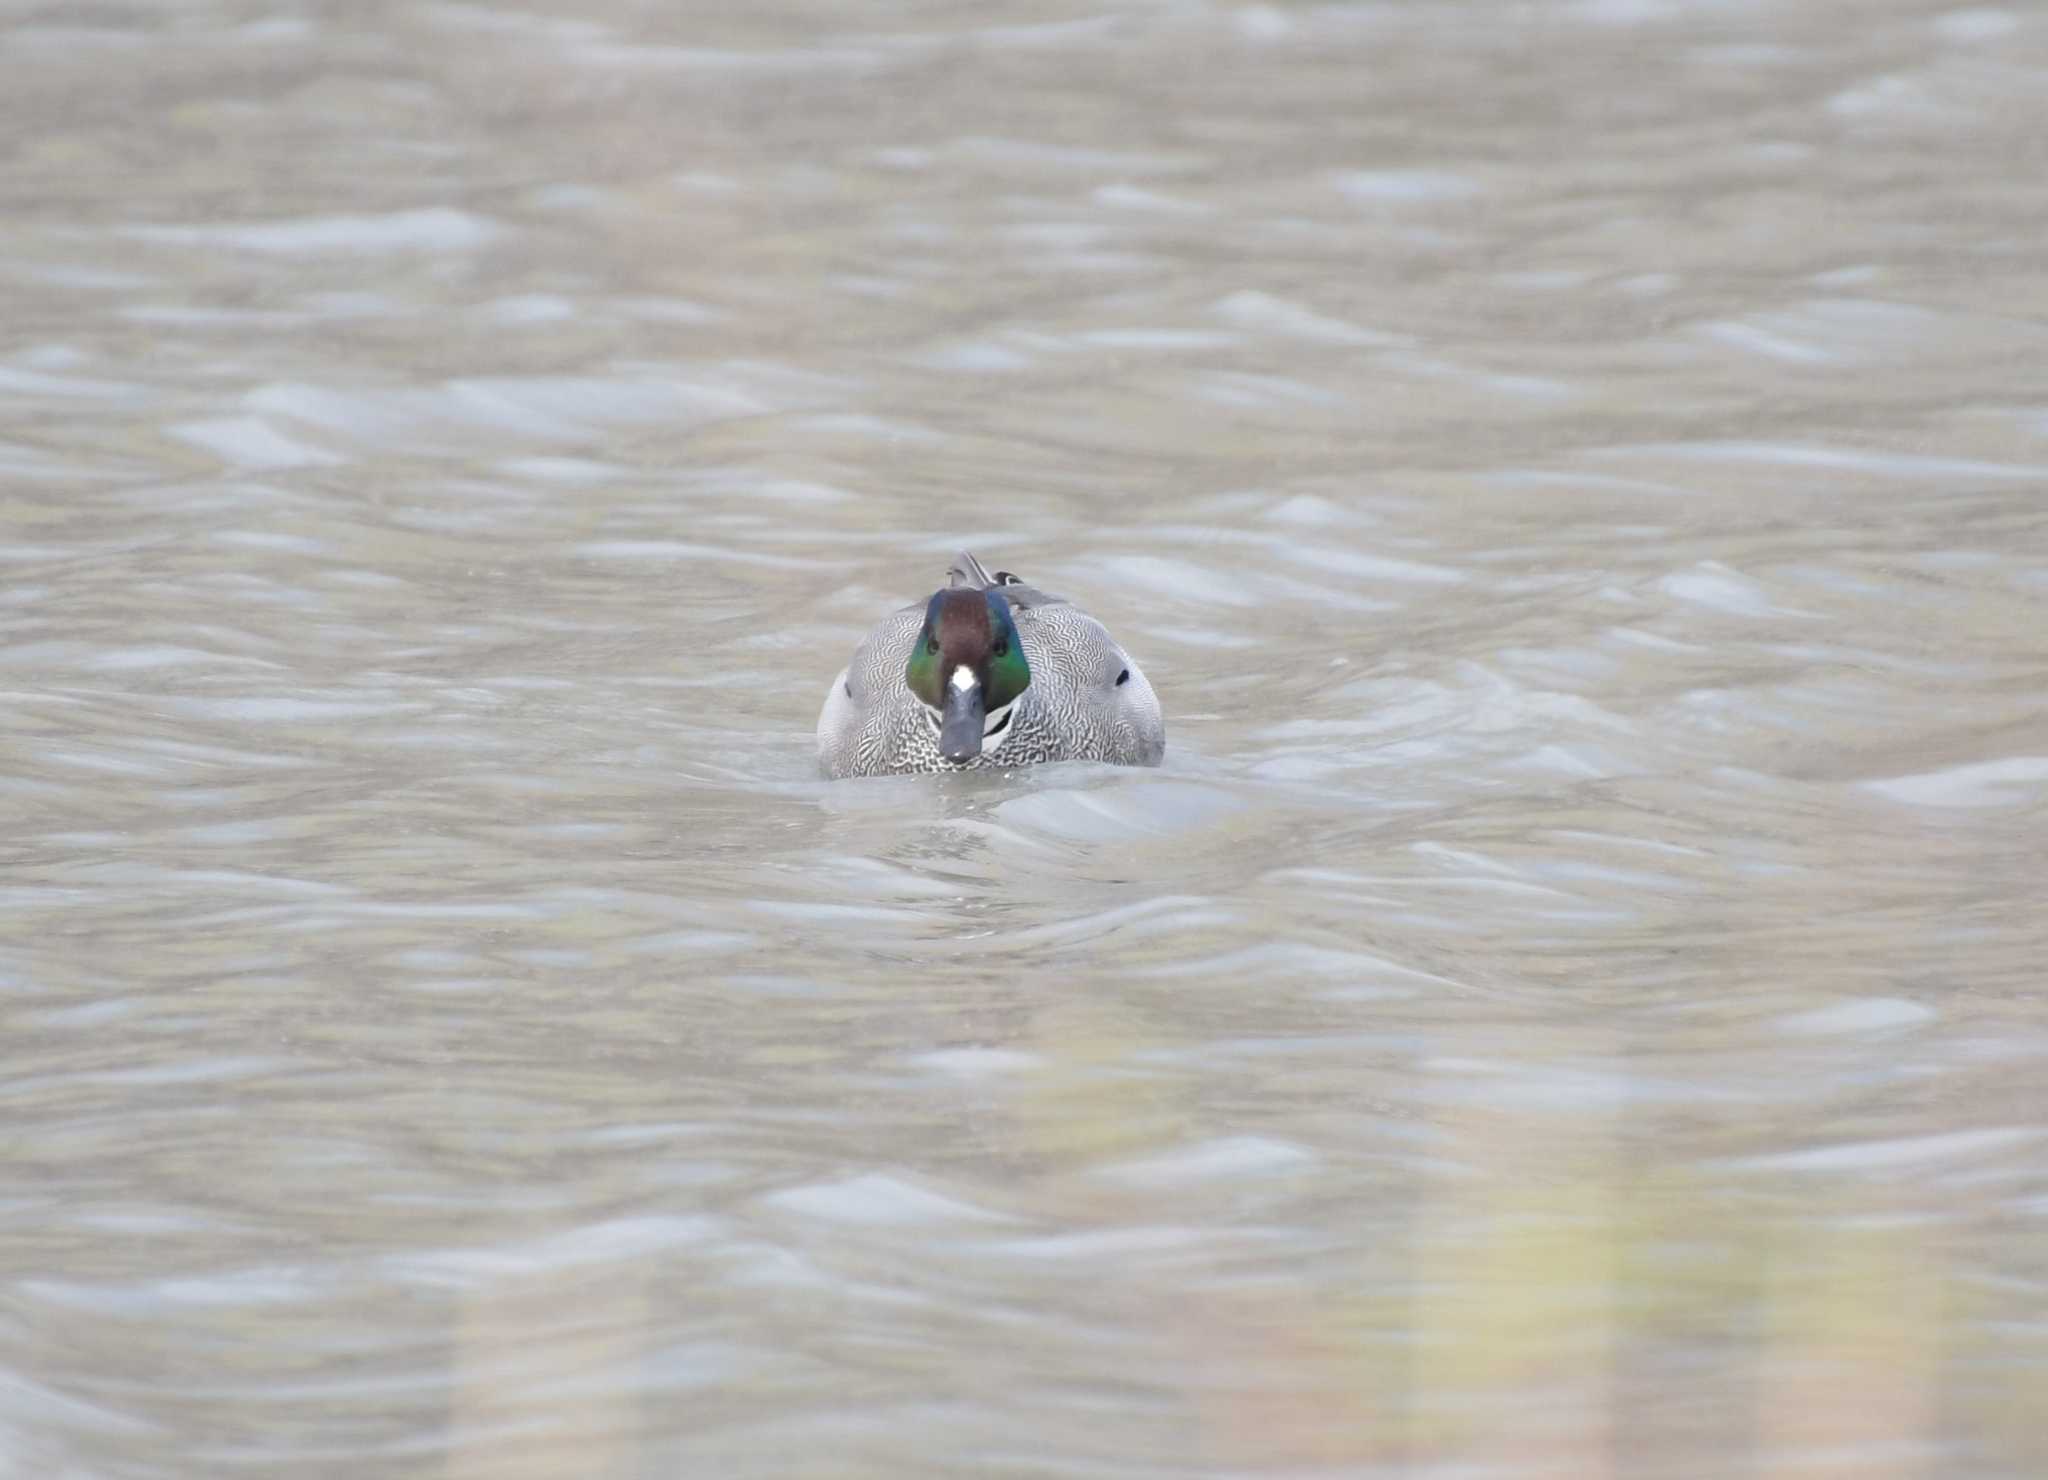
[2,1,2046,1475]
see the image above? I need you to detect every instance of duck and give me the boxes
[817,551,1165,778]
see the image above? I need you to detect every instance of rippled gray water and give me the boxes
[4,1,2047,1475]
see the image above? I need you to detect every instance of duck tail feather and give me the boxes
[947,551,997,589]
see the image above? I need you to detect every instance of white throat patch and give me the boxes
[979,696,1018,753]
[920,667,1017,755]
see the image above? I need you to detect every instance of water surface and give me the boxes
[3,1,2046,1475]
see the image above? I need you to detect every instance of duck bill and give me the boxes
[939,681,986,764]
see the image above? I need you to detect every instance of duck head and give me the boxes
[905,587,1030,764]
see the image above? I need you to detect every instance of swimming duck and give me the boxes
[817,552,1165,778]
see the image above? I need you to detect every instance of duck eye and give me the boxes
[926,638,939,655]
[1115,668,1129,686]
[993,639,1008,657]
